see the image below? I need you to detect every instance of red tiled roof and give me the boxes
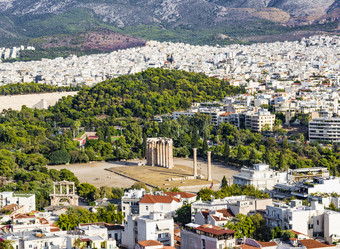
[220,112,233,116]
[13,214,35,220]
[50,227,60,232]
[290,230,309,237]
[211,215,228,221]
[239,244,259,249]
[195,225,234,236]
[138,240,163,246]
[299,239,335,249]
[39,218,49,224]
[164,192,196,199]
[216,209,235,218]
[257,241,277,247]
[88,136,98,140]
[139,194,180,204]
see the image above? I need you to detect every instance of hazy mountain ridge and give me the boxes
[0,0,338,26]
[0,0,338,49]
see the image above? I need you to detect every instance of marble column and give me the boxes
[207,151,212,181]
[165,142,169,168]
[59,183,62,195]
[169,140,173,169]
[151,142,155,166]
[66,184,69,195]
[53,183,56,195]
[157,141,160,166]
[193,148,197,177]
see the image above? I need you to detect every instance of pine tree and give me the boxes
[249,149,256,162]
[237,145,243,160]
[278,151,285,170]
[221,176,228,188]
[223,138,230,158]
[203,134,208,152]
[191,125,199,148]
[142,133,147,158]
[60,136,66,151]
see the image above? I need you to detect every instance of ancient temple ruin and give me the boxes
[50,180,79,206]
[146,137,174,168]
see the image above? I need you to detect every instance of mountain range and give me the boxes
[0,0,339,54]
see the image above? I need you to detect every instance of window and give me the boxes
[317,220,319,225]
[202,239,206,249]
[29,245,32,248]
[146,206,149,211]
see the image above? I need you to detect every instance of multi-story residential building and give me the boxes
[272,176,340,200]
[233,164,288,190]
[245,109,275,132]
[180,224,235,249]
[121,212,174,249]
[218,112,240,127]
[139,194,183,218]
[1,224,118,249]
[191,195,272,222]
[194,209,234,227]
[121,189,146,219]
[309,117,340,142]
[289,168,329,182]
[0,192,35,213]
[265,200,340,242]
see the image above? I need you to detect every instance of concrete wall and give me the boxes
[0,91,78,111]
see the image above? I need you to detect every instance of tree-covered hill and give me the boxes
[52,68,244,119]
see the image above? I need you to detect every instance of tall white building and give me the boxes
[266,199,340,242]
[309,117,340,142]
[121,212,174,249]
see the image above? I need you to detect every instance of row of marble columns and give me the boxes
[146,139,173,169]
[193,148,212,181]
[53,181,75,195]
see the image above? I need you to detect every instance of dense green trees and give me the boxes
[57,204,123,230]
[0,82,80,95]
[197,184,270,201]
[2,69,340,212]
[174,204,191,225]
[226,213,270,241]
[52,68,244,119]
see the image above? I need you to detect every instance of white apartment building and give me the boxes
[121,189,146,219]
[266,200,340,242]
[191,195,272,222]
[233,164,288,190]
[245,109,275,132]
[0,192,35,213]
[1,224,118,249]
[121,212,174,249]
[138,194,183,218]
[309,117,340,142]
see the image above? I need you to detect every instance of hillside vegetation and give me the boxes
[52,68,244,119]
